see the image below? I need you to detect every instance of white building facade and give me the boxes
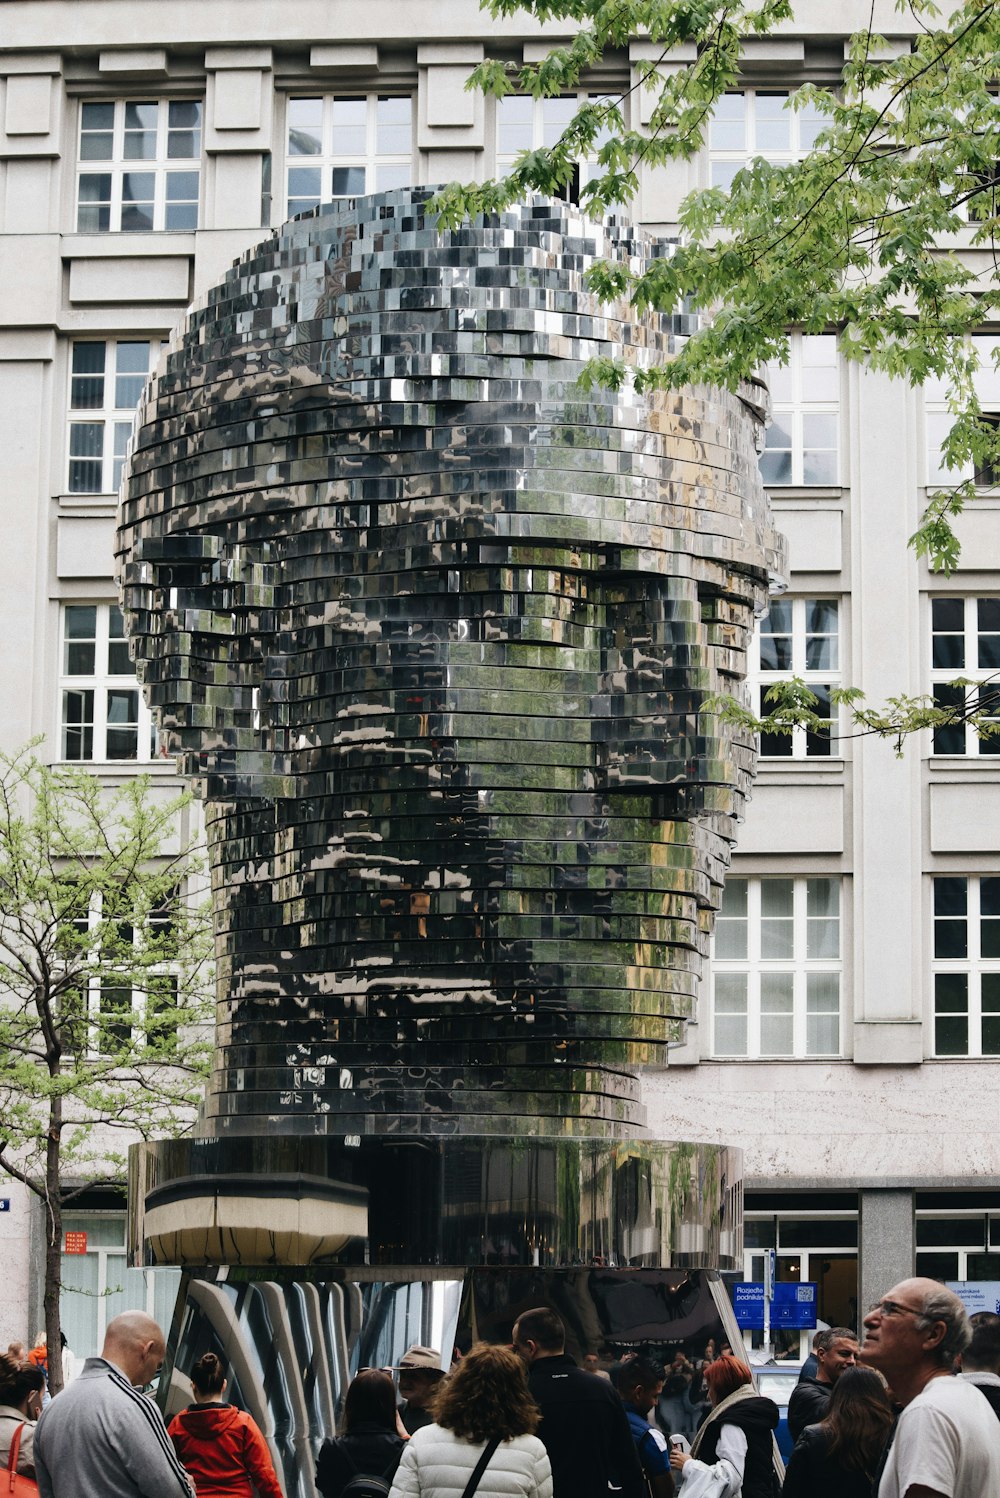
[1,0,998,1356]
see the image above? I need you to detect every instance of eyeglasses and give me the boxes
[866,1299,925,1319]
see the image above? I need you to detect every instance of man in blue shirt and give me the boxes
[617,1357,675,1498]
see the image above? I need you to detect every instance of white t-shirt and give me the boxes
[879,1374,1000,1498]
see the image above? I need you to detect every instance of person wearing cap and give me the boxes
[396,1347,447,1436]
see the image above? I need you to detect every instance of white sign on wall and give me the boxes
[947,1281,1000,1315]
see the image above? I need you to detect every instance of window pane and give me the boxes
[62,689,94,760]
[81,102,114,131]
[167,100,201,158]
[759,448,792,485]
[108,607,132,675]
[806,973,840,1054]
[755,93,791,154]
[714,973,748,1055]
[68,423,105,493]
[935,1014,969,1055]
[331,166,366,196]
[760,973,794,1054]
[106,690,139,760]
[375,163,412,193]
[288,98,323,154]
[761,880,794,919]
[801,449,838,485]
[498,95,534,156]
[64,605,97,674]
[288,166,322,201]
[77,174,112,233]
[332,97,367,155]
[114,342,151,407]
[71,342,106,409]
[932,683,967,754]
[121,173,154,232]
[377,96,411,156]
[709,94,746,153]
[715,876,748,960]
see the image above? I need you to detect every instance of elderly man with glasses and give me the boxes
[860,1278,1000,1498]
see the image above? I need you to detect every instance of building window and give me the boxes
[926,335,1000,485]
[752,596,840,758]
[711,876,843,1058]
[68,339,162,494]
[933,875,1000,1057]
[60,603,159,763]
[77,99,201,233]
[708,90,825,190]
[930,597,1000,754]
[496,93,614,200]
[285,95,412,217]
[61,1210,181,1361]
[759,333,840,486]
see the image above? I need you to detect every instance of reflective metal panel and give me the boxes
[117,189,783,1145]
[160,1265,742,1498]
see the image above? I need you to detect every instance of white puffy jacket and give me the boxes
[388,1423,552,1498]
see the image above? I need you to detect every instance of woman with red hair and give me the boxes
[668,1355,779,1498]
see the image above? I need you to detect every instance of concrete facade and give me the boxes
[1,0,997,1355]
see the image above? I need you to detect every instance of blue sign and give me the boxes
[771,1281,818,1329]
[0,1200,8,1212]
[733,1283,766,1328]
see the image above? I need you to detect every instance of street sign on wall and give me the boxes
[64,1231,87,1254]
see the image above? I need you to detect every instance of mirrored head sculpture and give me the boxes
[118,188,782,1147]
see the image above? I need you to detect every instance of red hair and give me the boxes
[704,1354,753,1403]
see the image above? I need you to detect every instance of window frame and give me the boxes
[931,874,1000,1058]
[495,91,618,199]
[75,97,202,234]
[925,335,1000,487]
[759,332,841,488]
[710,875,844,1060]
[929,595,1000,756]
[59,601,160,765]
[67,337,164,496]
[284,92,413,219]
[707,89,826,191]
[750,595,842,760]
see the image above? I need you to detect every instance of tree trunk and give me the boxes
[44,1096,64,1397]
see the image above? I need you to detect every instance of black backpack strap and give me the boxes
[460,1437,502,1498]
[338,1443,359,1478]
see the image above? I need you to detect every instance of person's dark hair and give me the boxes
[617,1356,663,1395]
[432,1343,540,1443]
[191,1351,227,1396]
[965,1311,1000,1372]
[514,1308,565,1353]
[0,1352,46,1406]
[343,1369,398,1433]
[814,1326,857,1355]
[703,1355,752,1404]
[821,1367,893,1474]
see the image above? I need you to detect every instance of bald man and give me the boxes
[860,1278,1000,1498]
[34,1312,192,1498]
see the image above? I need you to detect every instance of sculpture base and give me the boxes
[158,1263,748,1498]
[129,1133,742,1271]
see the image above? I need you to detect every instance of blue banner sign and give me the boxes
[948,1281,1000,1315]
[732,1283,766,1328]
[771,1281,818,1329]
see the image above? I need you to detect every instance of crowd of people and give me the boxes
[4,1279,1000,1498]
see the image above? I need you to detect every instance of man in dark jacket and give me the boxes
[617,1357,675,1498]
[512,1308,645,1498]
[958,1310,1000,1419]
[786,1326,858,1442]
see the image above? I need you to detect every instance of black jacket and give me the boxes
[527,1354,644,1498]
[695,1395,779,1498]
[786,1376,831,1443]
[782,1422,880,1498]
[316,1423,405,1498]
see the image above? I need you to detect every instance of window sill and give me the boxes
[927,755,1000,776]
[765,487,846,502]
[52,759,178,777]
[754,758,846,775]
[61,232,197,257]
[705,1055,847,1064]
[57,492,119,510]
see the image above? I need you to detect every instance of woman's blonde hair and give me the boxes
[431,1344,540,1444]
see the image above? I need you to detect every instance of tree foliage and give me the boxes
[0,746,213,1391]
[436,0,1000,575]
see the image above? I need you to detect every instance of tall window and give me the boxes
[68,339,161,494]
[77,99,201,233]
[926,335,1000,485]
[708,91,825,190]
[711,876,843,1058]
[60,603,158,763]
[933,876,1000,1057]
[752,597,840,758]
[760,334,840,486]
[285,95,412,217]
[496,94,614,199]
[930,597,1000,754]
[61,1210,180,1361]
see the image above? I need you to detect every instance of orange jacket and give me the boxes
[167,1402,283,1498]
